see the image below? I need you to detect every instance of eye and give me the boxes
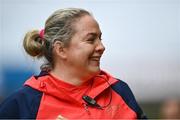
[87,37,96,44]
[99,34,102,41]
[99,36,102,41]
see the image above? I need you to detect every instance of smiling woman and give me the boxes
[55,15,105,84]
[0,8,147,119]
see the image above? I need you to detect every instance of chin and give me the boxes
[89,66,101,76]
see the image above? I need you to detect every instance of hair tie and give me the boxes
[39,29,44,39]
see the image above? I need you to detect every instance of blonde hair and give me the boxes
[23,8,91,71]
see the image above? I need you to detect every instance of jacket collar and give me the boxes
[24,70,118,105]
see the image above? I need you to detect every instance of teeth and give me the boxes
[91,58,100,61]
[90,56,101,61]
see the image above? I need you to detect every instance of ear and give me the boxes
[53,41,67,59]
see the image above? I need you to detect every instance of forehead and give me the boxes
[73,15,101,36]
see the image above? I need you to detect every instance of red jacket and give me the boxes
[0,70,147,119]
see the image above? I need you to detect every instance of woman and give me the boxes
[0,8,146,119]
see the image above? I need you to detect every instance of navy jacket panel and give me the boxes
[0,86,42,119]
[111,80,147,119]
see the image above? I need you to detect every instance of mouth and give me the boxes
[90,56,101,61]
[89,55,102,67]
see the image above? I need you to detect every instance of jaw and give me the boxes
[89,59,100,66]
[83,68,101,81]
[87,60,101,75]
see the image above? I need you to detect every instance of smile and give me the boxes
[90,56,101,61]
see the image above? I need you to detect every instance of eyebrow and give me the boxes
[86,32,102,37]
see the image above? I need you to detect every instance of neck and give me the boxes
[50,65,92,86]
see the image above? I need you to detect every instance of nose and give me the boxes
[95,40,105,54]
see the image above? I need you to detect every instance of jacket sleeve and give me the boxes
[0,86,42,119]
[111,79,147,119]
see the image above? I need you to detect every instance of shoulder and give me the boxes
[111,79,136,105]
[111,79,133,97]
[0,85,43,119]
[111,79,147,119]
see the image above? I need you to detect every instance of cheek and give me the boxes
[67,43,95,62]
[67,50,88,63]
[74,46,94,57]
